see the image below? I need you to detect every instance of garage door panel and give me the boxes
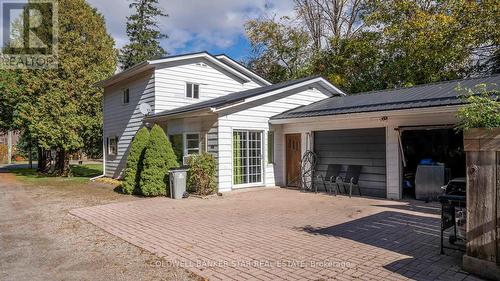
[316,150,386,159]
[314,128,387,198]
[314,144,386,152]
[316,165,386,175]
[314,129,386,139]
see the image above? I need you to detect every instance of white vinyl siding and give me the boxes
[216,89,329,192]
[154,58,261,113]
[277,108,460,199]
[103,71,155,178]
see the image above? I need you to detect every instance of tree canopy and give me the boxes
[246,0,500,93]
[9,0,116,174]
[119,0,168,69]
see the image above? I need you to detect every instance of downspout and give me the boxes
[90,109,107,182]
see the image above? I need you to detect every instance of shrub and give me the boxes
[140,125,179,196]
[122,127,150,194]
[188,152,217,195]
[457,84,500,130]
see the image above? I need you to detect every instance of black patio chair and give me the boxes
[337,165,362,198]
[317,164,342,195]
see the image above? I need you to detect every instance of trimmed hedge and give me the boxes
[140,125,179,196]
[122,127,150,194]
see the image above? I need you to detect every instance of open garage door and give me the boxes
[314,128,387,198]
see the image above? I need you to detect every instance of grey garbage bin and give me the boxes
[169,168,188,199]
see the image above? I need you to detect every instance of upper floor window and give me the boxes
[186,83,199,99]
[122,88,130,104]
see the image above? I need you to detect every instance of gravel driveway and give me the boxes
[0,170,197,281]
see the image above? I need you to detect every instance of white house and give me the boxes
[97,52,343,192]
[97,51,500,199]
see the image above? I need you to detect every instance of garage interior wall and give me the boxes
[314,128,387,197]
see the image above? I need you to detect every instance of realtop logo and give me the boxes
[0,0,58,69]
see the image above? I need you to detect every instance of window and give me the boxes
[184,133,200,155]
[107,136,118,156]
[186,83,200,99]
[122,88,129,104]
[233,131,263,185]
[267,131,274,164]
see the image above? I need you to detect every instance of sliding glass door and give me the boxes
[233,130,263,185]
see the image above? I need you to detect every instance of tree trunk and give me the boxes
[37,147,46,172]
[54,148,70,176]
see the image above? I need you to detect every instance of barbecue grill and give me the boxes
[438,178,466,254]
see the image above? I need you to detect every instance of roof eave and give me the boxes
[270,104,462,124]
[215,55,272,86]
[94,61,152,88]
[150,53,252,83]
[144,107,216,121]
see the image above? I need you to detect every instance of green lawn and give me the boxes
[9,164,103,185]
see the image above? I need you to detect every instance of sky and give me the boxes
[86,0,296,62]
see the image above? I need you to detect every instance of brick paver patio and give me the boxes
[70,188,479,281]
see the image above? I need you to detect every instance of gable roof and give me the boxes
[95,51,270,88]
[271,74,500,120]
[145,76,345,120]
[215,54,271,86]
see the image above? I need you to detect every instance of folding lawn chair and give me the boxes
[337,165,362,198]
[317,164,342,195]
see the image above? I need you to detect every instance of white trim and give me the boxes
[270,105,462,125]
[96,52,270,88]
[213,77,344,113]
[215,54,272,86]
[231,128,264,188]
[150,53,252,83]
[185,82,200,99]
[183,132,201,156]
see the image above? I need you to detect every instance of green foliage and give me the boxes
[309,31,384,93]
[11,0,116,174]
[140,125,179,196]
[245,17,311,83]
[169,134,183,163]
[0,70,22,132]
[245,0,500,93]
[122,127,150,194]
[457,84,500,130]
[119,0,168,69]
[187,152,217,195]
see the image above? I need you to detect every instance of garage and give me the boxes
[314,128,387,198]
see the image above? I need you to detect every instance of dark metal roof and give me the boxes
[147,76,340,119]
[271,74,500,120]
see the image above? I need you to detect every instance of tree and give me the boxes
[17,0,116,175]
[140,125,179,196]
[119,0,168,70]
[246,0,499,93]
[245,16,311,83]
[309,31,383,93]
[0,70,22,132]
[122,127,150,194]
[457,85,500,130]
